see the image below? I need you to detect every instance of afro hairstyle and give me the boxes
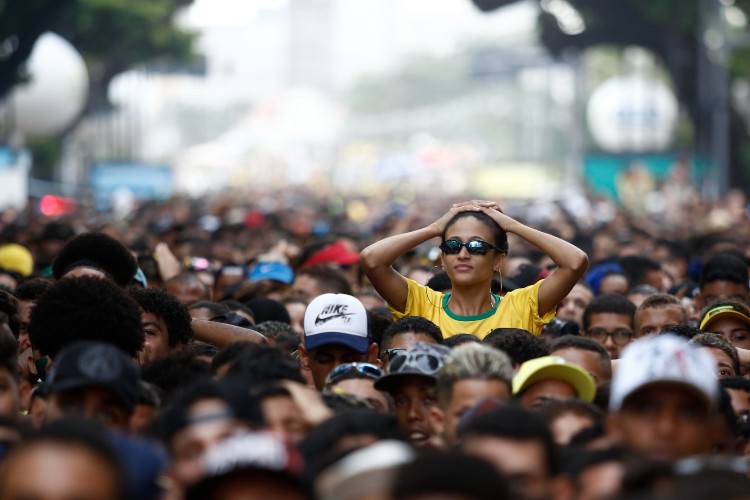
[51,232,138,287]
[28,276,144,358]
[129,287,194,347]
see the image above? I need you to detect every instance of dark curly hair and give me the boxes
[28,277,144,358]
[14,278,54,302]
[129,287,193,347]
[483,328,550,365]
[51,232,138,287]
[0,290,20,338]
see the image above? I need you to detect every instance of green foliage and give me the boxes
[27,138,62,180]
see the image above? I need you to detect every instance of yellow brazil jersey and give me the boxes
[388,278,555,339]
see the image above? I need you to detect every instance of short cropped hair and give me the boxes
[550,335,612,380]
[483,328,549,365]
[582,294,636,331]
[700,253,749,289]
[380,316,443,354]
[436,343,512,405]
[689,333,740,375]
[636,294,687,322]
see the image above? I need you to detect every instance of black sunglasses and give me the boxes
[440,239,503,255]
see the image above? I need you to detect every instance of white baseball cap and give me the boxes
[609,334,719,411]
[304,293,369,353]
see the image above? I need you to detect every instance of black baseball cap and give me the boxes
[45,341,140,411]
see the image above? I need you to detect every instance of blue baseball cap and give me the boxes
[248,261,294,284]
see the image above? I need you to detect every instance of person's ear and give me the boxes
[298,344,310,370]
[493,252,507,273]
[367,343,381,366]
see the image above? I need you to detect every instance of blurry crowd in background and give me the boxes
[0,184,748,499]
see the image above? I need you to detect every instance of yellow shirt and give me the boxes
[389,278,554,339]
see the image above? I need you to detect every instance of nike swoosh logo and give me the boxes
[315,311,354,326]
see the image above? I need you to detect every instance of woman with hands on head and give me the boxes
[359,200,588,339]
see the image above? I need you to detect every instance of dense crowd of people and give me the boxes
[0,186,748,499]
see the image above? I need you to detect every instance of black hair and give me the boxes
[255,321,301,355]
[461,405,557,477]
[443,333,481,348]
[392,450,511,500]
[129,287,194,347]
[700,253,749,289]
[1,417,125,500]
[550,335,611,372]
[483,328,549,365]
[219,300,255,322]
[442,211,509,254]
[619,256,661,288]
[140,350,211,403]
[0,290,20,338]
[425,271,452,293]
[655,239,691,263]
[568,422,606,447]
[188,301,230,317]
[689,333,740,375]
[299,411,406,477]
[635,293,686,319]
[148,378,264,446]
[28,277,144,358]
[136,380,163,408]
[581,294,636,331]
[380,316,443,356]
[558,445,625,478]
[210,342,267,376]
[244,298,290,325]
[720,376,750,393]
[224,344,305,385]
[51,232,137,287]
[295,265,352,295]
[13,278,54,301]
[186,341,218,358]
[539,399,603,427]
[658,324,701,340]
[367,309,392,348]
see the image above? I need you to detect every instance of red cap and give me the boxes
[301,241,359,268]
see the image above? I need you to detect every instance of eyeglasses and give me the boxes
[440,239,503,256]
[384,348,406,360]
[326,362,383,385]
[389,350,444,375]
[583,328,634,345]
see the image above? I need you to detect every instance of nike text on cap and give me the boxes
[304,293,369,353]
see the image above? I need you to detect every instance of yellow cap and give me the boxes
[0,244,33,277]
[699,304,750,331]
[513,355,596,402]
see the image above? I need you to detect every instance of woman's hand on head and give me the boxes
[428,201,485,236]
[479,205,517,233]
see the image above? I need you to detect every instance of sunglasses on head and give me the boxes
[440,239,503,255]
[326,362,383,385]
[389,351,444,375]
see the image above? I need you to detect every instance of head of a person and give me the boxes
[688,333,740,379]
[27,276,145,362]
[653,238,691,283]
[51,232,138,287]
[379,316,443,368]
[540,399,603,447]
[224,344,306,387]
[323,362,389,412]
[620,256,664,292]
[0,243,33,292]
[699,301,750,350]
[129,287,194,365]
[375,342,451,447]
[391,449,511,500]
[626,284,659,308]
[459,405,556,500]
[255,321,301,355]
[556,283,594,327]
[150,378,264,488]
[0,418,124,500]
[607,334,719,462]
[439,211,508,286]
[43,341,140,432]
[13,278,54,354]
[550,335,612,386]
[581,293,636,359]
[253,385,309,445]
[282,296,307,335]
[483,328,550,372]
[164,273,212,306]
[435,343,513,445]
[298,293,377,390]
[697,253,750,309]
[598,270,630,296]
[719,377,750,424]
[186,431,311,500]
[292,265,352,302]
[634,293,688,338]
[245,297,291,325]
[557,446,626,500]
[188,300,230,321]
[512,356,596,410]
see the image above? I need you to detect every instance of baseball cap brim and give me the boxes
[514,364,596,403]
[699,309,750,331]
[305,332,369,353]
[374,372,435,393]
[46,377,136,410]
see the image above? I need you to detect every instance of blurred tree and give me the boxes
[0,0,194,113]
